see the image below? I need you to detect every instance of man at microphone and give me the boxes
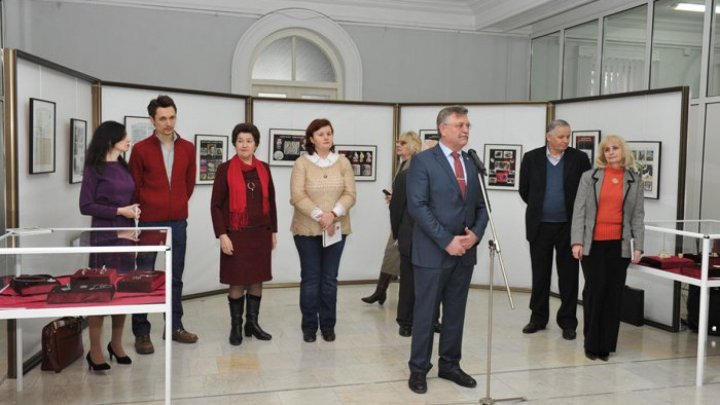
[405,105,489,394]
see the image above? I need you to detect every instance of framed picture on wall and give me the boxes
[195,134,229,185]
[69,118,87,184]
[571,130,601,165]
[627,141,661,199]
[29,98,57,174]
[124,115,155,161]
[419,129,439,151]
[483,144,522,191]
[269,128,307,167]
[335,145,377,181]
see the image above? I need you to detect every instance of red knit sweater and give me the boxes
[593,167,624,241]
[129,134,196,222]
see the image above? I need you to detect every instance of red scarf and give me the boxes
[227,155,270,229]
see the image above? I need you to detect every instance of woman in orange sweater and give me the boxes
[570,135,645,361]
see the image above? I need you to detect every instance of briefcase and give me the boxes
[620,285,644,326]
[10,274,61,296]
[70,267,118,288]
[639,256,694,270]
[46,283,115,304]
[41,317,84,372]
[116,271,165,293]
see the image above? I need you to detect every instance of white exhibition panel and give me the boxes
[555,90,685,327]
[15,57,95,360]
[399,104,548,289]
[101,85,246,295]
[252,99,395,283]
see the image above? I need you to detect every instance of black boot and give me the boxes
[244,294,272,340]
[228,296,244,346]
[361,272,393,305]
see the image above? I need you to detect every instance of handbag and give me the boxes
[41,317,84,372]
[10,274,61,296]
[46,283,115,304]
[70,267,118,288]
[116,271,165,293]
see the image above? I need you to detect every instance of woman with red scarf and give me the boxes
[211,123,277,346]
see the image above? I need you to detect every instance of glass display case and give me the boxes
[0,227,172,404]
[630,220,720,386]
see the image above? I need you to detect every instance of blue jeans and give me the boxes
[293,235,346,333]
[132,220,187,336]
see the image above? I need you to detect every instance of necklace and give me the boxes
[611,177,619,184]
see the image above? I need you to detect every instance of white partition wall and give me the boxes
[252,99,396,283]
[399,103,549,289]
[101,84,247,295]
[554,88,689,329]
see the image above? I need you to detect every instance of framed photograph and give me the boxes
[628,141,661,199]
[124,115,155,161]
[483,144,522,191]
[29,98,57,174]
[195,134,229,185]
[419,129,440,151]
[335,145,377,181]
[269,128,307,167]
[69,118,87,184]
[572,130,601,165]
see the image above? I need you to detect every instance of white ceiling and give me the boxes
[49,0,606,34]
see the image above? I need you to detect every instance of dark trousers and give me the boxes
[293,235,346,333]
[581,240,630,354]
[396,254,414,327]
[529,222,579,330]
[133,220,187,336]
[408,262,473,374]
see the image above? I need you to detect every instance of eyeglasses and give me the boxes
[443,122,472,130]
[397,141,407,145]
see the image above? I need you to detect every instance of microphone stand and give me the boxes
[441,150,525,405]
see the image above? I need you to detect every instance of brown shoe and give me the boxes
[172,328,198,344]
[135,335,154,355]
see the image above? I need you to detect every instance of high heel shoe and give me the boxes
[86,352,111,371]
[107,343,132,364]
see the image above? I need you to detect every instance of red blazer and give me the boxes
[129,134,196,222]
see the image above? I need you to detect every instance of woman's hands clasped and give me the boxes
[118,204,140,219]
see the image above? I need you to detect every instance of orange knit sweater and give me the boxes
[593,167,624,241]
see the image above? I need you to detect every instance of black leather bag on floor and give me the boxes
[620,285,644,326]
[686,285,720,335]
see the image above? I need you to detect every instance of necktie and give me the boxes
[451,151,466,199]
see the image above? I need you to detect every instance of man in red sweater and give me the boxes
[129,95,197,354]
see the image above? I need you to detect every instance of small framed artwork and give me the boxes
[29,98,57,174]
[335,145,377,181]
[195,134,229,185]
[124,115,155,161]
[419,129,440,151]
[483,144,522,191]
[627,141,661,199]
[572,130,601,165]
[69,118,87,184]
[269,128,307,167]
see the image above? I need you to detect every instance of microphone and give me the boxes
[467,149,487,176]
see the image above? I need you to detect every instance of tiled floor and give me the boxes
[2,284,720,404]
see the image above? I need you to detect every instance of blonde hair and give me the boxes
[398,131,421,156]
[595,134,636,170]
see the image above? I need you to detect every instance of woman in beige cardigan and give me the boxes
[290,118,356,343]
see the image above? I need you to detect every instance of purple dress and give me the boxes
[79,162,136,272]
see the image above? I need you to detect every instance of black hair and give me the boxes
[84,121,129,174]
[304,118,334,155]
[147,95,177,118]
[231,123,260,145]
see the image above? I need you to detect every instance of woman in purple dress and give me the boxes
[211,123,277,346]
[79,121,140,371]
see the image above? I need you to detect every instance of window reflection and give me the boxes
[530,32,560,100]
[602,5,648,95]
[563,20,598,98]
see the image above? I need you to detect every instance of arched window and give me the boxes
[251,29,341,100]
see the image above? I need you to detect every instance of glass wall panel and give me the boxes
[563,20,598,98]
[530,32,560,100]
[295,37,336,82]
[602,5,648,95]
[252,37,292,81]
[709,0,720,96]
[651,0,703,98]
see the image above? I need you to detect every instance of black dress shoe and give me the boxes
[522,322,546,334]
[408,372,427,394]
[598,353,609,362]
[399,326,412,337]
[438,368,477,388]
[321,329,335,342]
[303,332,316,342]
[585,350,598,360]
[562,329,576,340]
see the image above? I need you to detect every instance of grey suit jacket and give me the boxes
[570,168,645,258]
[406,145,489,268]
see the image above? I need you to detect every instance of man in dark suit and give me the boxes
[519,119,591,340]
[405,105,489,394]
